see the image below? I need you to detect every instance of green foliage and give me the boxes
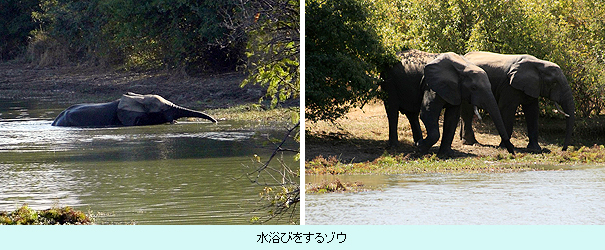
[400,0,605,117]
[29,0,106,65]
[0,205,93,225]
[241,0,300,108]
[306,0,397,122]
[98,0,243,72]
[14,0,244,73]
[8,0,299,107]
[309,0,605,120]
[0,0,41,60]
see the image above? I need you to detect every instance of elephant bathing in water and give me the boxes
[460,51,575,151]
[52,92,217,127]
[381,50,514,156]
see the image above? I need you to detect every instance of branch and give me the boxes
[247,121,299,185]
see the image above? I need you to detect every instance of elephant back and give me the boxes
[397,49,439,74]
[381,50,440,111]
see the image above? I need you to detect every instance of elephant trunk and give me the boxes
[172,105,217,123]
[479,98,515,154]
[559,93,575,151]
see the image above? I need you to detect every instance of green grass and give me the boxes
[306,144,605,175]
[305,179,370,194]
[0,205,93,225]
[208,104,299,126]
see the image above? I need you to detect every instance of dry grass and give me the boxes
[306,100,516,163]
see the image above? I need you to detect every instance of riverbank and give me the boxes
[306,101,605,179]
[0,62,299,125]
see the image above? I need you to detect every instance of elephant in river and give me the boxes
[460,51,575,151]
[381,50,514,155]
[52,92,217,127]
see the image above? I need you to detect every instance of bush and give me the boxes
[305,0,397,122]
[0,0,41,60]
[401,0,605,118]
[0,205,93,225]
[14,0,245,74]
[240,0,300,108]
[307,0,605,121]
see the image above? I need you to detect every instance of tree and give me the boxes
[223,0,300,224]
[0,0,41,60]
[305,0,396,122]
[307,0,604,120]
[223,0,300,108]
[246,121,300,224]
[26,0,246,73]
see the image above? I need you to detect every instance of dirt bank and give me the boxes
[306,100,604,164]
[0,62,269,110]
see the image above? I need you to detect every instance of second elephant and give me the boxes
[460,51,575,151]
[381,50,514,155]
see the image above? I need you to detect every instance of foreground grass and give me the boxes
[306,144,605,175]
[1,205,93,225]
[305,179,369,194]
[208,104,299,126]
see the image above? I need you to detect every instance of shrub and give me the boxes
[0,205,93,225]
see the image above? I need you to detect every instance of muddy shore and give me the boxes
[0,62,269,110]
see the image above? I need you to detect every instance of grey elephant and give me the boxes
[417,52,515,155]
[380,49,438,147]
[460,51,575,151]
[381,50,514,155]
[52,92,217,127]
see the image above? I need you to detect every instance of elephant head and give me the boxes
[507,56,575,150]
[117,92,217,126]
[422,53,515,153]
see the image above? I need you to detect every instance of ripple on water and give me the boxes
[0,163,81,210]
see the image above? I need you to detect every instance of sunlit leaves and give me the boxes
[377,0,605,117]
[240,0,300,109]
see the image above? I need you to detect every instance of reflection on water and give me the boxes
[306,166,605,224]
[0,99,298,224]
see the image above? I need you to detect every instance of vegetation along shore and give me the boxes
[305,0,605,193]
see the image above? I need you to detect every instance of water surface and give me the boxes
[306,166,605,224]
[0,99,298,224]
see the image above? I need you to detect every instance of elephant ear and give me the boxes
[117,93,172,125]
[507,58,540,98]
[422,53,464,105]
[118,93,173,112]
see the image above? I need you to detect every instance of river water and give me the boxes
[0,99,298,224]
[306,165,605,224]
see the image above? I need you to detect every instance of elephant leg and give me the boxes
[497,100,518,148]
[418,92,444,154]
[459,102,478,145]
[522,99,541,151]
[438,105,461,156]
[406,112,423,144]
[384,101,399,148]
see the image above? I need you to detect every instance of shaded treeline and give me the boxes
[306,0,605,121]
[1,0,299,106]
